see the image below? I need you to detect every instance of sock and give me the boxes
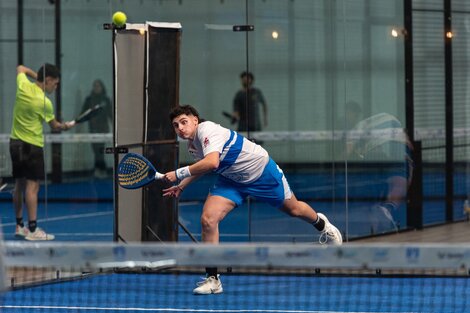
[16,218,24,227]
[206,267,218,279]
[313,215,325,231]
[28,220,37,233]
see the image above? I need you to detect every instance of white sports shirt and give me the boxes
[187,121,269,184]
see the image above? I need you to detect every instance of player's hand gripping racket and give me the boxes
[74,104,103,124]
[117,153,164,189]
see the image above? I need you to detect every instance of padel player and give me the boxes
[162,105,342,295]
[10,64,75,240]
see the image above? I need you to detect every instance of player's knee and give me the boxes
[200,214,218,231]
[281,204,302,217]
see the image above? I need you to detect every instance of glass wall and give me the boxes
[2,0,464,243]
[452,0,470,221]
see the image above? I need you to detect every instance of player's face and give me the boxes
[172,114,198,140]
[44,77,60,94]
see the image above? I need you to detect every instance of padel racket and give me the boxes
[0,182,12,194]
[222,111,237,124]
[117,153,164,189]
[75,104,103,124]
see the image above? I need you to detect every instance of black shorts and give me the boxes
[9,139,45,180]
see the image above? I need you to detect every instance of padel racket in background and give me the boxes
[74,104,103,124]
[222,111,237,125]
[118,153,164,189]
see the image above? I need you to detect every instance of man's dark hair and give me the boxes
[169,104,201,122]
[37,63,60,82]
[240,71,254,81]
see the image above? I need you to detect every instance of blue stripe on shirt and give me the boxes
[216,130,243,174]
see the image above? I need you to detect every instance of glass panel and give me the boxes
[452,11,470,221]
[1,1,59,241]
[39,1,114,241]
[106,0,248,242]
[342,0,406,237]
[1,1,114,241]
[5,0,459,243]
[244,1,339,242]
[413,0,442,11]
[0,1,17,222]
[413,10,446,226]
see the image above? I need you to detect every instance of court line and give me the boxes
[0,305,408,313]
[1,211,113,227]
[47,233,112,236]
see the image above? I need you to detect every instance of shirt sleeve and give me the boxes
[16,73,28,88]
[197,123,226,156]
[42,98,56,123]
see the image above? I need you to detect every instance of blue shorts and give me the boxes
[209,158,292,208]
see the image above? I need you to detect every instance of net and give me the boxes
[1,241,469,313]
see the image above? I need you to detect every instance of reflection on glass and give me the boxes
[345,102,412,234]
[80,79,112,178]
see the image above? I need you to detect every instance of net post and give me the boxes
[408,140,423,229]
[142,23,182,242]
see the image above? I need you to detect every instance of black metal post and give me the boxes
[17,0,23,65]
[444,0,454,222]
[51,0,62,183]
[404,0,423,229]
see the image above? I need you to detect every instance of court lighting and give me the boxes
[272,30,279,39]
[391,28,407,38]
[446,31,453,38]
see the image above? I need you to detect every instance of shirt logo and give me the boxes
[203,137,210,148]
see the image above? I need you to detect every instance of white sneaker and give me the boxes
[193,275,223,295]
[317,213,343,245]
[25,227,55,241]
[15,225,29,238]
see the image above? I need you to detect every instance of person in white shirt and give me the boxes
[162,105,342,295]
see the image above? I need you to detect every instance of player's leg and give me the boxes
[279,194,317,223]
[200,195,236,244]
[12,178,28,237]
[9,139,28,237]
[23,144,54,241]
[193,194,236,295]
[24,179,39,222]
[280,195,342,245]
[249,158,342,245]
[194,181,241,295]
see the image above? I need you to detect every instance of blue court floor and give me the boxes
[0,169,468,242]
[1,272,469,313]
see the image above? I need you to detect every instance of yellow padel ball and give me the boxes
[112,11,127,27]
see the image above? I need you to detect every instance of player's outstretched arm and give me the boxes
[163,152,219,183]
[49,119,75,131]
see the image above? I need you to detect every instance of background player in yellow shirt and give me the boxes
[10,64,75,240]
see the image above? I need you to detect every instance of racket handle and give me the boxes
[155,172,164,180]
[65,120,76,128]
